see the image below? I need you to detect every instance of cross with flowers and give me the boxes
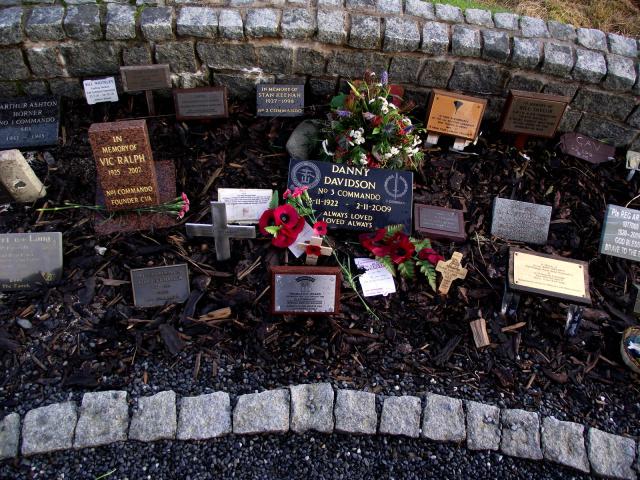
[297,235,333,266]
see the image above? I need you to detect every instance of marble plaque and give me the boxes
[130,264,190,308]
[491,198,552,245]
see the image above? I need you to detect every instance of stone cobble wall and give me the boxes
[1,384,639,479]
[0,1,640,148]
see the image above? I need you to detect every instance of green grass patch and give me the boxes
[427,0,513,14]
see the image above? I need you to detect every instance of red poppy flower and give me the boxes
[371,116,383,127]
[289,216,306,236]
[306,245,322,256]
[272,228,298,248]
[258,209,276,235]
[359,228,390,257]
[313,221,328,236]
[389,233,415,264]
[274,204,301,229]
[418,248,444,265]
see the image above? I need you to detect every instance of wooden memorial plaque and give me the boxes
[271,266,341,315]
[173,87,229,121]
[120,65,171,92]
[501,90,570,138]
[508,248,591,304]
[425,89,487,140]
[414,204,466,242]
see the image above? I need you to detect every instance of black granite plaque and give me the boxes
[256,84,304,117]
[0,232,63,291]
[491,198,552,245]
[0,96,60,149]
[288,159,413,231]
[415,204,465,242]
[173,87,228,120]
[130,264,190,308]
[599,204,640,261]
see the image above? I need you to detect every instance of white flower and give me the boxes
[358,127,364,134]
[322,139,334,156]
[358,153,368,165]
[381,105,389,114]
[349,130,356,137]
[384,152,393,159]
[390,146,400,156]
[402,118,412,126]
[388,103,397,110]
[412,136,422,147]
[377,96,388,104]
[355,137,365,145]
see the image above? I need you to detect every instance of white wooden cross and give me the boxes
[436,251,468,295]
[296,235,333,265]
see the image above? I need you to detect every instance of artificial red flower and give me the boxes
[388,232,415,264]
[418,248,444,265]
[272,228,298,248]
[289,216,306,236]
[366,155,379,169]
[371,116,383,127]
[258,209,276,235]
[313,221,328,236]
[274,204,300,229]
[359,228,390,257]
[388,85,404,107]
[291,186,308,198]
[306,245,322,256]
[283,189,292,199]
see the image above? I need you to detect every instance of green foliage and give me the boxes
[417,260,438,292]
[411,237,432,251]
[264,226,280,236]
[330,93,347,109]
[384,224,405,240]
[398,260,416,280]
[268,190,279,210]
[376,256,397,277]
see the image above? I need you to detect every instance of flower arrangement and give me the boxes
[320,71,425,171]
[359,225,443,291]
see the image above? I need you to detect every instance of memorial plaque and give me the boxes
[173,87,228,120]
[271,266,341,315]
[120,65,171,92]
[508,248,591,304]
[491,198,552,245]
[83,77,119,105]
[599,204,640,261]
[130,264,190,308]
[425,89,487,140]
[414,204,465,242]
[256,84,304,117]
[0,95,60,149]
[288,159,413,231]
[217,188,272,224]
[559,133,615,164]
[0,232,63,291]
[501,90,570,138]
[89,119,160,211]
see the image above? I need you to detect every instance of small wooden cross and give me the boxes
[296,235,333,265]
[185,201,255,261]
[436,251,468,295]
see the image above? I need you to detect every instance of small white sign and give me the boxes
[83,77,119,105]
[355,258,396,297]
[288,222,314,258]
[218,188,273,224]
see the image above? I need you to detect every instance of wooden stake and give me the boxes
[470,318,490,348]
[145,90,156,116]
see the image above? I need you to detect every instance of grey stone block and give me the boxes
[520,16,549,38]
[64,5,101,41]
[218,9,243,40]
[577,27,607,52]
[334,390,377,435]
[294,47,327,75]
[573,87,635,121]
[605,54,637,91]
[246,9,280,38]
[573,48,606,83]
[448,61,508,94]
[318,0,342,6]
[404,0,434,19]
[123,44,152,65]
[327,50,389,78]
[106,4,136,40]
[452,25,480,57]
[379,396,421,438]
[422,394,465,442]
[174,67,210,89]
[500,409,543,460]
[578,114,637,146]
[317,9,346,45]
[26,7,65,41]
[349,15,380,50]
[391,55,423,83]
[21,402,76,456]
[419,57,454,88]
[0,82,19,97]
[23,81,49,96]
[493,12,518,31]
[609,33,638,58]
[548,20,575,41]
[0,413,19,460]
[66,0,98,4]
[0,48,29,81]
[229,0,254,5]
[177,7,217,38]
[233,389,290,435]
[281,8,315,39]
[177,392,231,440]
[465,8,493,27]
[74,391,129,449]
[309,77,337,96]
[49,78,83,98]
[507,72,545,92]
[558,107,582,132]
[156,41,197,72]
[376,0,401,14]
[26,46,64,77]
[345,0,374,9]
[0,7,22,45]
[541,417,589,473]
[435,3,463,23]
[129,391,177,442]
[628,107,640,129]
[61,43,120,76]
[384,17,419,52]
[587,428,636,479]
[543,81,578,98]
[422,21,449,55]
[141,7,174,41]
[257,45,294,73]
[466,401,501,451]
[512,37,541,69]
[0,0,20,5]
[542,42,574,76]
[197,42,255,70]
[290,383,334,434]
[482,30,510,63]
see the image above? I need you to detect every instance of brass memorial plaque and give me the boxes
[501,90,570,138]
[425,89,487,140]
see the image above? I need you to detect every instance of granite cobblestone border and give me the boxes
[0,1,639,147]
[1,383,639,479]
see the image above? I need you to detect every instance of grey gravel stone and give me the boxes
[573,48,606,83]
[466,400,501,451]
[156,41,197,72]
[73,391,129,449]
[281,8,315,39]
[500,409,543,460]
[290,383,334,434]
[609,33,638,58]
[422,394,465,442]
[482,30,510,63]
[384,17,419,52]
[418,57,454,88]
[604,54,637,91]
[286,119,322,159]
[512,37,541,69]
[21,402,76,456]
[26,7,65,41]
[435,3,463,23]
[541,417,589,473]
[177,7,217,38]
[573,87,635,121]
[123,44,152,65]
[0,7,22,45]
[587,428,636,479]
[578,114,638,147]
[26,46,64,77]
[448,61,508,94]
[0,413,19,460]
[334,390,377,435]
[0,48,29,81]
[294,47,327,75]
[349,15,380,50]
[577,27,608,52]
[197,42,255,70]
[404,0,434,19]
[391,55,423,83]
[465,8,493,27]
[422,21,449,55]
[218,9,243,40]
[140,7,174,41]
[129,391,177,442]
[246,9,280,38]
[176,392,231,440]
[317,9,346,45]
[64,5,101,41]
[233,389,290,435]
[379,396,421,438]
[520,16,549,38]
[376,0,401,14]
[547,20,576,41]
[105,4,136,40]
[452,25,480,57]
[542,42,574,76]
[493,12,518,31]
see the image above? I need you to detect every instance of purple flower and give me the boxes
[336,110,352,118]
[362,112,376,120]
[380,71,388,86]
[382,122,396,135]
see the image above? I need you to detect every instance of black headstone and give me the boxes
[599,204,640,261]
[256,84,304,117]
[0,232,63,291]
[491,198,552,245]
[0,96,60,149]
